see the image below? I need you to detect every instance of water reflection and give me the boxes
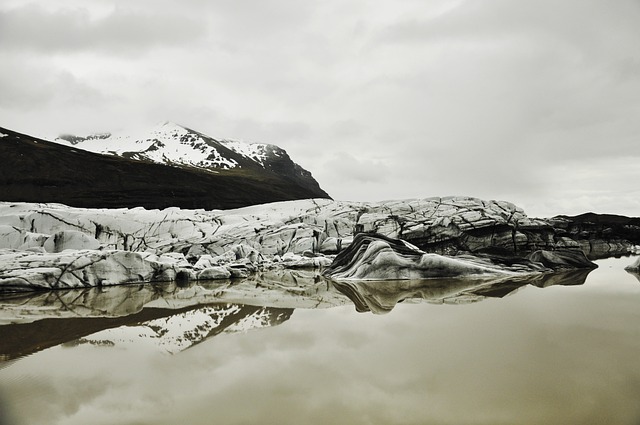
[626,270,640,284]
[0,268,597,360]
[1,258,640,425]
[331,269,593,314]
[0,269,346,324]
[0,269,344,361]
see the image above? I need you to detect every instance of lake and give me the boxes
[1,256,639,425]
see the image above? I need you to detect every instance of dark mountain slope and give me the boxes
[55,121,328,198]
[0,126,331,210]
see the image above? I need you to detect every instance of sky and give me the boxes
[1,0,639,217]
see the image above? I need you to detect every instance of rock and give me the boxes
[319,237,352,254]
[0,249,194,291]
[24,247,46,253]
[284,256,333,269]
[193,255,219,269]
[156,252,191,269]
[0,226,49,250]
[225,264,252,278]
[43,230,101,253]
[20,232,50,250]
[319,237,340,254]
[323,233,519,281]
[197,267,232,280]
[550,213,640,258]
[0,197,584,264]
[0,225,22,249]
[276,252,331,269]
[323,233,597,282]
[281,252,301,262]
[0,198,620,291]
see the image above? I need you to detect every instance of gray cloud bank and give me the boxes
[1,0,639,217]
[0,5,205,54]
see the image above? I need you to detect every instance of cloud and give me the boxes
[0,4,206,55]
[378,0,640,48]
[1,0,640,215]
[323,152,390,184]
[0,60,108,110]
[225,119,312,145]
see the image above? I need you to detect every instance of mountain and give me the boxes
[0,300,294,360]
[54,121,326,196]
[71,304,293,354]
[0,125,330,210]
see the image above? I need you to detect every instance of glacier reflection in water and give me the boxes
[1,257,640,425]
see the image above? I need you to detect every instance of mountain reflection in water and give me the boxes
[1,268,594,360]
[1,257,640,425]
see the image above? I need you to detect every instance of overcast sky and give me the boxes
[1,0,639,217]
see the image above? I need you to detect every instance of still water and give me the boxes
[1,256,639,425]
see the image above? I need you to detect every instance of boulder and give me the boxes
[197,267,232,280]
[323,233,518,281]
[43,230,101,253]
[0,225,22,249]
[225,264,252,278]
[0,249,194,292]
[319,237,352,254]
[323,233,597,282]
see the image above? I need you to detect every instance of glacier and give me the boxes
[0,197,601,292]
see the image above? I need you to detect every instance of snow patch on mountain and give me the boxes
[224,306,287,334]
[219,139,276,167]
[74,305,240,353]
[54,121,282,171]
[73,304,291,354]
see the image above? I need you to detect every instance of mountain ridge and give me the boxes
[54,121,325,196]
[0,125,330,210]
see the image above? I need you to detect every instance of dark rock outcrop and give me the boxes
[346,197,581,256]
[549,213,640,259]
[323,233,517,281]
[323,233,596,282]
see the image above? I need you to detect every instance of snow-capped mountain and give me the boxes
[0,124,330,210]
[56,122,263,170]
[55,122,325,196]
[71,303,293,354]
